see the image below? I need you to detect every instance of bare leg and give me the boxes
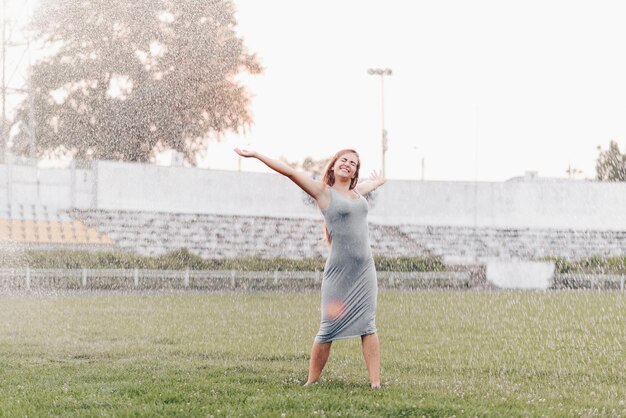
[304,342,332,386]
[361,333,380,388]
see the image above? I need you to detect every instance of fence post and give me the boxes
[184,268,190,288]
[133,268,139,287]
[274,269,279,285]
[25,266,30,290]
[621,275,624,292]
[388,273,395,287]
[230,270,236,289]
[82,268,87,287]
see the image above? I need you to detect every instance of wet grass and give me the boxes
[0,290,625,417]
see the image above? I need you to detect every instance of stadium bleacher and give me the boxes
[68,209,431,259]
[67,209,626,261]
[0,204,114,248]
[2,204,626,262]
[397,224,626,261]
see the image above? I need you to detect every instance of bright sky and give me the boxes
[4,0,626,181]
[222,0,626,181]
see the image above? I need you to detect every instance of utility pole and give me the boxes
[1,0,33,161]
[566,164,582,179]
[367,68,392,178]
[2,0,7,161]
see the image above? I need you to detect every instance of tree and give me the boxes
[1,115,11,160]
[596,140,626,182]
[11,0,261,164]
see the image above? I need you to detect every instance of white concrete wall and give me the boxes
[0,163,94,209]
[94,161,320,218]
[2,159,626,230]
[486,260,555,290]
[370,179,626,229]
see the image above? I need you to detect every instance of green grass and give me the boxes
[1,291,625,417]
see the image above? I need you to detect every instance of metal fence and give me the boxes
[0,268,474,291]
[0,268,623,291]
[552,273,626,291]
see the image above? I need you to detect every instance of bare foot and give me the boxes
[303,381,318,387]
[371,383,381,389]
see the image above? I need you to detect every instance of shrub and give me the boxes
[4,249,447,272]
[552,256,626,274]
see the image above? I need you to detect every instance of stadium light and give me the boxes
[367,68,392,178]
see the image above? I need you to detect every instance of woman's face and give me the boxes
[333,152,359,180]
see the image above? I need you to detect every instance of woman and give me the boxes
[233,147,385,388]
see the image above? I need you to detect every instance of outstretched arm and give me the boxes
[234,148,327,200]
[356,170,386,196]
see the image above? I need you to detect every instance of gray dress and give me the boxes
[315,187,378,343]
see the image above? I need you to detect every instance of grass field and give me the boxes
[1,290,625,417]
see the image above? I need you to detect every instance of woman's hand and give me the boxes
[356,170,386,196]
[234,148,257,158]
[369,170,386,186]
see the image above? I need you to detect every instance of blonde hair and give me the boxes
[322,149,361,245]
[322,149,361,190]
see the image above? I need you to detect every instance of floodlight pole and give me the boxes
[367,68,392,178]
[1,0,6,160]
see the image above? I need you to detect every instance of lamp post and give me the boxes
[2,0,7,160]
[367,68,392,178]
